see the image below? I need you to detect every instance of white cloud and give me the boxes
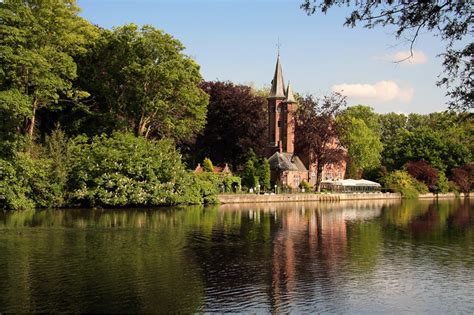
[332,80,414,103]
[384,50,428,65]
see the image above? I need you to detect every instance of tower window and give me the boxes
[278,121,282,127]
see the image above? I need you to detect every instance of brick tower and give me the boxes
[267,54,297,156]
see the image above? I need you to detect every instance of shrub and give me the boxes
[299,180,312,192]
[0,153,61,209]
[434,171,450,194]
[0,158,35,210]
[383,170,428,199]
[451,163,474,195]
[223,176,241,193]
[67,132,208,207]
[404,160,438,191]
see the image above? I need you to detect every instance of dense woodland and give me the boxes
[0,1,472,210]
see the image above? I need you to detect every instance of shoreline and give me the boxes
[218,192,469,204]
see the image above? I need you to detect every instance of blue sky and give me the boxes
[78,0,450,113]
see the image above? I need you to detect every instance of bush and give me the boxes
[451,163,474,195]
[434,171,450,194]
[0,158,35,210]
[223,176,241,193]
[68,132,210,207]
[383,170,428,199]
[0,153,62,209]
[404,160,438,191]
[299,180,312,192]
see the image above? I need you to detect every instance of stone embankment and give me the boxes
[218,192,468,204]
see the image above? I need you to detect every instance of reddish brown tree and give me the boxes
[405,160,439,191]
[295,93,346,192]
[194,81,267,167]
[451,163,474,196]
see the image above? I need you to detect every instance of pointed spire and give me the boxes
[268,54,286,99]
[284,82,297,103]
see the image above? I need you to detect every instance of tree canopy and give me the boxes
[194,81,267,166]
[295,93,347,191]
[301,0,473,112]
[74,24,208,141]
[0,0,99,139]
[336,106,383,178]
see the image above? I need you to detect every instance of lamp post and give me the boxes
[257,184,260,195]
[274,184,277,194]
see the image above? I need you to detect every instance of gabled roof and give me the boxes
[284,82,297,103]
[195,163,232,174]
[268,152,307,172]
[268,55,286,99]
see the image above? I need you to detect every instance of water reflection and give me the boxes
[0,199,472,313]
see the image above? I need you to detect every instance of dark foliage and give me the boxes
[194,81,267,167]
[295,93,346,191]
[301,0,473,112]
[451,163,474,195]
[405,160,439,192]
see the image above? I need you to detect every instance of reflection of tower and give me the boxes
[270,208,320,311]
[318,209,348,264]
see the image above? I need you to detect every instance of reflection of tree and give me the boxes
[346,220,382,273]
[381,200,429,228]
[1,199,470,312]
[0,207,206,313]
[408,200,473,238]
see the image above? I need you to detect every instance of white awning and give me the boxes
[321,179,381,187]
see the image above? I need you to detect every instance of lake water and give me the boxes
[0,199,472,313]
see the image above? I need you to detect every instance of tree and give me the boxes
[194,81,267,167]
[340,105,381,135]
[0,0,98,139]
[451,164,474,196]
[385,127,470,173]
[242,159,257,189]
[336,108,383,178]
[256,158,271,190]
[75,24,208,141]
[295,93,347,192]
[404,160,439,192]
[301,1,473,112]
[202,157,214,172]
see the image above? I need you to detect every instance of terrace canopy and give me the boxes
[321,179,381,192]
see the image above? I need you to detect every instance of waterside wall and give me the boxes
[218,192,469,204]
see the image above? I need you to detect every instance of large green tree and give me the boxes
[301,1,473,112]
[336,114,383,178]
[379,112,473,172]
[75,24,208,141]
[0,0,98,139]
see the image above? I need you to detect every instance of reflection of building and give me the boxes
[270,207,349,309]
[266,54,346,187]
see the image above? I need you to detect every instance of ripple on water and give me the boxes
[0,200,473,313]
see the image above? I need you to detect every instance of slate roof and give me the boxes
[268,55,286,99]
[284,82,297,103]
[268,152,308,172]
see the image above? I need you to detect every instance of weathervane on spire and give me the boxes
[276,37,282,56]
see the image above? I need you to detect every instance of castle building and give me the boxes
[266,54,346,188]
